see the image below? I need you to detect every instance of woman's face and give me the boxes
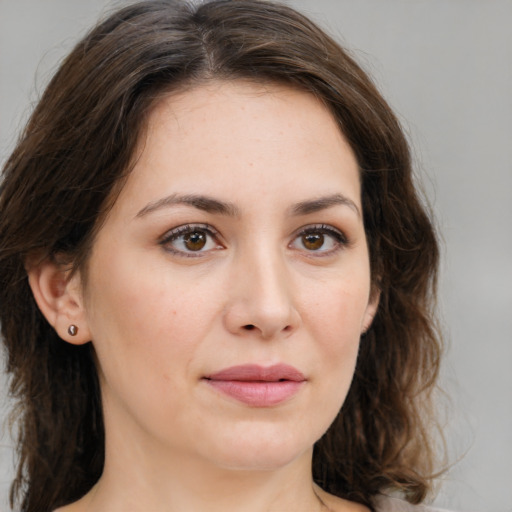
[80,81,378,471]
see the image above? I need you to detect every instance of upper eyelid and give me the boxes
[159,223,347,240]
[159,223,220,242]
[292,223,347,239]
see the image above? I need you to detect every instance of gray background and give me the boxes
[1,1,511,511]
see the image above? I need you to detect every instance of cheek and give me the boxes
[84,251,218,387]
[304,276,370,346]
[83,253,224,433]
[86,250,212,340]
[300,272,370,398]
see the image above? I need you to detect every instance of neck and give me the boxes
[78,435,326,512]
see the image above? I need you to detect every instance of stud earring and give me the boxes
[67,325,78,336]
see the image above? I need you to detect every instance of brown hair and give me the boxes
[0,1,443,510]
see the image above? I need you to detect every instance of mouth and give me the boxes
[203,364,306,407]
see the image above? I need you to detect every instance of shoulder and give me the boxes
[373,495,455,512]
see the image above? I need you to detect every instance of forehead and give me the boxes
[114,80,361,216]
[146,80,346,151]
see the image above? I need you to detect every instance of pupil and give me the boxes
[303,233,324,250]
[184,232,206,251]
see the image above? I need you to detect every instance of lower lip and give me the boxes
[205,379,304,407]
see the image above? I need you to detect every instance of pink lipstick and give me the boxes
[204,364,305,407]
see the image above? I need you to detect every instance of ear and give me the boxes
[361,289,380,335]
[26,256,91,345]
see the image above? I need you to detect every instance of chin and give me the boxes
[197,423,319,473]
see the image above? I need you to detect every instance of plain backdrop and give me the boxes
[1,1,511,511]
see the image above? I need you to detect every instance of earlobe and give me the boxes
[26,256,91,345]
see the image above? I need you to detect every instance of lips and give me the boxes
[204,364,306,407]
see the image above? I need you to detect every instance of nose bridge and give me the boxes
[248,244,290,309]
[225,238,299,339]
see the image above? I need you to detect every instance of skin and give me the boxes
[31,80,376,512]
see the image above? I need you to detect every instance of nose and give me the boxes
[223,248,301,340]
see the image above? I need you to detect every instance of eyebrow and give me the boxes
[136,192,360,219]
[136,193,240,218]
[290,194,361,218]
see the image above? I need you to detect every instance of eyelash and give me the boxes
[159,223,349,258]
[159,224,223,258]
[292,224,349,257]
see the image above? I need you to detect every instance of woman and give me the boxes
[0,1,445,511]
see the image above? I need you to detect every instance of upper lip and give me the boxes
[205,364,306,382]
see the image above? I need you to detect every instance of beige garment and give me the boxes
[374,495,453,512]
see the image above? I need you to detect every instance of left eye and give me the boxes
[290,225,346,253]
[161,224,222,255]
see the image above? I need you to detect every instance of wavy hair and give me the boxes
[0,1,443,510]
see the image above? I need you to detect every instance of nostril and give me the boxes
[243,324,255,330]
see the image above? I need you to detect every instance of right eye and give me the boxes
[160,224,223,257]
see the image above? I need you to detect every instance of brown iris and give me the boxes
[302,233,324,250]
[184,231,207,251]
